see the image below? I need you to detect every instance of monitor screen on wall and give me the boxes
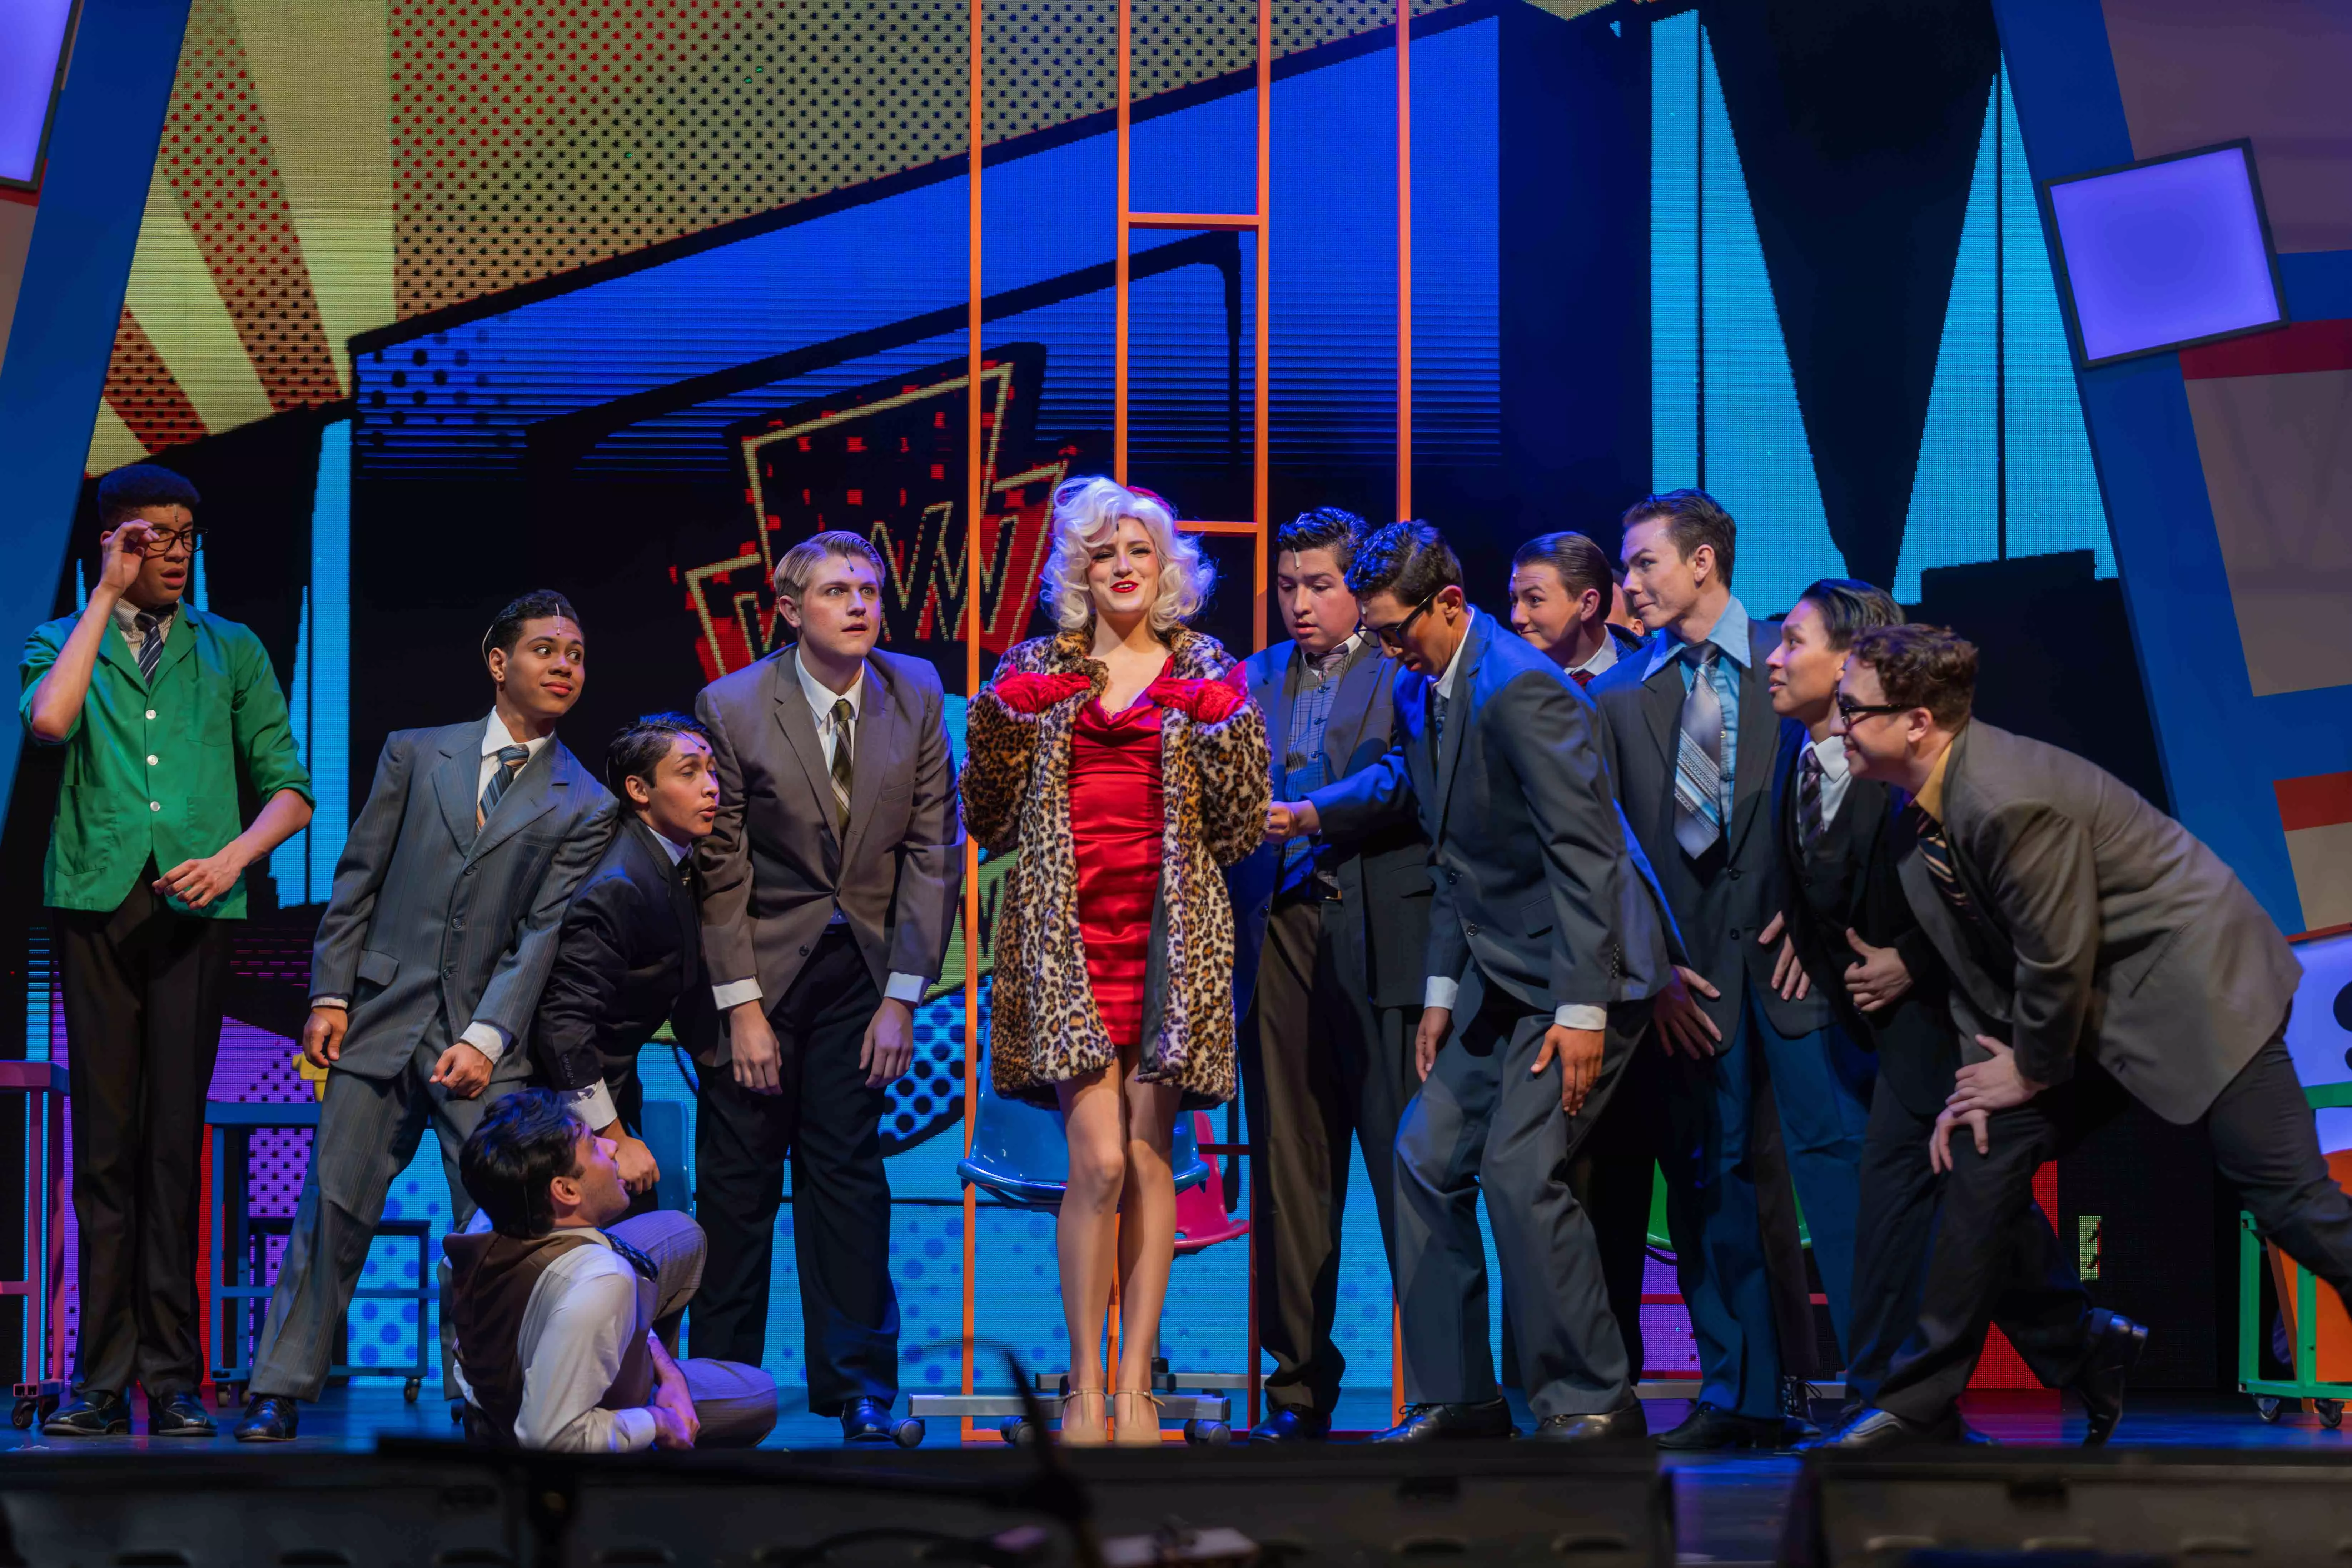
[2041,139,2289,368]
[0,0,81,190]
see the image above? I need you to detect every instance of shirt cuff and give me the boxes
[1553,1005,1608,1032]
[608,1407,658,1454]
[1424,976,1460,1012]
[313,996,348,1009]
[563,1081,620,1131]
[712,977,763,1010]
[459,1020,508,1062]
[884,971,926,1005]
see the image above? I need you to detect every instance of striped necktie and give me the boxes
[605,1232,659,1282]
[1672,644,1726,858]
[829,698,854,834]
[478,745,529,827]
[134,609,169,685]
[1911,807,1975,921]
[1798,748,1826,853]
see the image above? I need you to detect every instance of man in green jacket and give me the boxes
[19,464,313,1438]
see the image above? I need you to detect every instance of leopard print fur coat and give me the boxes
[964,627,1270,1108]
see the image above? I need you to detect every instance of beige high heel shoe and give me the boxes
[1111,1389,1164,1447]
[1059,1387,1109,1446]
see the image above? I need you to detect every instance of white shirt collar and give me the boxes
[1568,633,1621,680]
[482,710,554,762]
[1809,732,1851,779]
[794,646,865,723]
[643,825,691,865]
[1436,608,1478,700]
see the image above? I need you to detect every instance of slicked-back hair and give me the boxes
[773,529,885,606]
[606,712,709,797]
[1275,507,1367,574]
[1850,623,1976,728]
[460,1090,586,1239]
[1511,531,1615,609]
[96,464,201,526]
[1344,521,1461,607]
[1796,578,1905,651]
[484,591,583,661]
[1621,488,1737,588]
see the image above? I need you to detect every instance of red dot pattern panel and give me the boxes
[101,308,208,455]
[156,0,342,412]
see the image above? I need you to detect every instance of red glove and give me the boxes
[990,671,1091,715]
[1147,673,1246,725]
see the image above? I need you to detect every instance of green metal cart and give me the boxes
[2237,1082,2352,1428]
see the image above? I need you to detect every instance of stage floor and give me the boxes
[7,1387,2351,1565]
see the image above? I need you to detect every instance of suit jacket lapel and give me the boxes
[1641,659,1684,850]
[1327,640,1384,775]
[1724,623,1780,857]
[1431,617,1483,839]
[774,647,844,841]
[432,729,481,852]
[1257,647,1294,795]
[1899,842,2004,1019]
[841,659,899,865]
[151,608,199,687]
[475,742,562,858]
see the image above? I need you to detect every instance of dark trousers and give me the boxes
[54,875,232,1396]
[691,929,898,1413]
[1879,1026,2352,1421]
[1567,1036,1666,1380]
[1393,965,1651,1419]
[1239,896,1418,1418]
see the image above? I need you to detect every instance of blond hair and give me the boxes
[1038,476,1213,634]
[772,529,884,606]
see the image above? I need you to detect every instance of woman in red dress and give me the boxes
[965,477,1268,1445]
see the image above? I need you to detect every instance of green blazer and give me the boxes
[19,603,313,919]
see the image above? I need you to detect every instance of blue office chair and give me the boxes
[957,1059,1209,1208]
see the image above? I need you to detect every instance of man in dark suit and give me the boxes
[237,591,618,1442]
[1276,522,1671,1445]
[531,713,721,1206]
[1590,490,1869,1450]
[692,531,963,1445]
[1228,508,1427,1443]
[1810,624,2307,1448]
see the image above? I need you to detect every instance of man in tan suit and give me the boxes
[690,531,964,1444]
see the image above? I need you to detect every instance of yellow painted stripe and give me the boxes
[120,163,274,434]
[232,0,394,398]
[86,399,150,475]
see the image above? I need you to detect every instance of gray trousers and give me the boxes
[1393,965,1650,1419]
[602,1212,778,1448]
[250,1036,523,1401]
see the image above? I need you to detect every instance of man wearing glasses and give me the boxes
[20,465,314,1437]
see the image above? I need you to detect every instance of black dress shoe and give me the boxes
[840,1397,900,1444]
[147,1390,216,1437]
[40,1389,130,1437]
[234,1394,301,1443]
[1524,1397,1649,1445]
[1654,1402,1785,1452]
[1795,1406,1960,1452]
[2070,1308,2147,1447]
[1246,1407,1331,1443]
[1369,1399,1516,1442]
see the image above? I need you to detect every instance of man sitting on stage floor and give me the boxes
[448,1090,775,1451]
[1808,624,2323,1449]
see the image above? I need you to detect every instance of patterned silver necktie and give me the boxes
[1672,644,1726,858]
[478,745,529,826]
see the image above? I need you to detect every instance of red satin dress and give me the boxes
[1068,676,1169,1052]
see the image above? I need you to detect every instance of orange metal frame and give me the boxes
[955,0,1416,1442]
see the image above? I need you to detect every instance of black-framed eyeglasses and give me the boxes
[1834,693,1908,726]
[1367,592,1437,651]
[134,527,204,555]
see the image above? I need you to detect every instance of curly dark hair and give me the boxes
[1344,521,1461,606]
[1849,623,1976,728]
[459,1090,586,1239]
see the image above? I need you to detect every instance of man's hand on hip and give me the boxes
[429,1042,494,1099]
[1946,1036,2044,1117]
[1930,1105,1990,1173]
[1533,1024,1606,1116]
[300,1005,348,1070]
[729,1002,784,1096]
[861,997,915,1087]
[1653,967,1724,1059]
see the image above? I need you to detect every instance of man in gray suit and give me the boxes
[1277,522,1670,1444]
[1229,507,1427,1443]
[1810,624,2323,1448]
[690,531,963,1444]
[237,591,618,1441]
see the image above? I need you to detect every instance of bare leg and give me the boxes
[1056,1064,1127,1443]
[1113,1061,1181,1442]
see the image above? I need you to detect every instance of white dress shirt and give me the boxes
[560,827,691,1133]
[709,656,926,1013]
[1800,732,1855,835]
[1566,632,1620,684]
[451,1218,661,1453]
[1418,609,1609,1035]
[316,711,551,1061]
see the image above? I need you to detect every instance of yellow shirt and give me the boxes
[1914,738,1957,823]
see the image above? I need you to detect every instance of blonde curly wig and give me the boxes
[1038,475,1214,635]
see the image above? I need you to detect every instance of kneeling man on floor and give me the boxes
[447,1090,776,1450]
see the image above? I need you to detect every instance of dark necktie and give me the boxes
[1571,667,1595,690]
[605,1232,659,1282]
[478,745,529,827]
[1429,688,1450,758]
[1798,748,1826,853]
[1672,644,1726,858]
[829,698,854,833]
[134,609,170,684]
[1911,808,1975,922]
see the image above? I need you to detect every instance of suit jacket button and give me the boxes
[1466,922,1480,936]
[463,865,476,877]
[1728,868,1742,880]
[799,944,810,956]
[1728,928,1742,941]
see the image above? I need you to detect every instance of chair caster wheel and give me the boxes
[2255,1397,2283,1423]
[403,1378,421,1404]
[1184,1419,1230,1446]
[893,1417,926,1448]
[1000,1418,1036,1447]
[2319,1399,2343,1430]
[9,1399,31,1430]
